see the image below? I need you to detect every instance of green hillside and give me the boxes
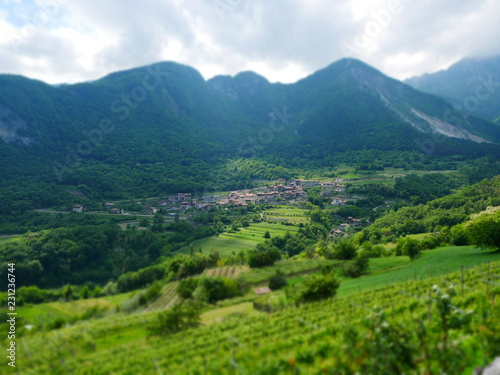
[2,58,500,215]
[406,54,500,122]
[8,257,499,374]
[366,175,500,235]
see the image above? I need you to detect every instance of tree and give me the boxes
[269,270,288,291]
[263,231,271,239]
[334,240,357,260]
[247,244,281,268]
[294,274,340,303]
[177,278,199,300]
[63,284,75,301]
[193,277,241,303]
[80,285,91,299]
[397,237,422,260]
[450,225,469,246]
[466,211,500,250]
[139,218,150,227]
[150,301,201,336]
[402,238,422,260]
[343,254,369,278]
[284,237,306,257]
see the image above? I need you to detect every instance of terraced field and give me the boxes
[261,206,309,224]
[143,282,179,312]
[180,222,301,257]
[203,265,250,279]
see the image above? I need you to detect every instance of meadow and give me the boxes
[179,222,301,257]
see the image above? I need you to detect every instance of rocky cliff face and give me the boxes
[0,104,36,145]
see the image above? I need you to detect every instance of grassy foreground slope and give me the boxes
[12,259,500,374]
[339,245,500,295]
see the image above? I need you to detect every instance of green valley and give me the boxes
[1,57,500,374]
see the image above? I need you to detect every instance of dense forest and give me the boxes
[2,59,500,217]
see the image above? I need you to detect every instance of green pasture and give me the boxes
[338,245,500,296]
[180,222,300,257]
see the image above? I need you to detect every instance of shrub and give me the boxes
[334,240,357,260]
[247,244,281,268]
[450,225,469,246]
[465,211,500,250]
[143,281,162,302]
[80,285,91,299]
[396,237,422,260]
[177,278,199,300]
[253,293,292,313]
[293,274,340,304]
[268,270,288,291]
[343,254,369,278]
[149,301,201,336]
[193,277,241,304]
[360,242,383,258]
[17,286,56,304]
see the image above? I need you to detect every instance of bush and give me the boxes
[46,317,67,330]
[253,293,292,312]
[465,211,500,250]
[268,270,288,291]
[359,242,384,259]
[247,244,281,268]
[17,286,56,304]
[80,285,91,299]
[334,241,357,260]
[396,237,422,260]
[177,278,199,299]
[450,225,469,246]
[293,274,340,304]
[420,236,440,250]
[343,254,369,278]
[143,281,162,302]
[149,301,201,336]
[193,277,241,304]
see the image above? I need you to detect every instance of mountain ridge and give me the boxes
[1,58,500,209]
[405,54,500,122]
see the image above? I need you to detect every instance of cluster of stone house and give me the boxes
[151,183,311,211]
[331,197,348,206]
[161,193,192,204]
[288,178,346,192]
[223,184,309,206]
[72,178,349,216]
[329,217,362,238]
[102,202,124,214]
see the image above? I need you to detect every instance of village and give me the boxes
[71,177,365,235]
[72,178,349,214]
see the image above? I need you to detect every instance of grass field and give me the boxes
[240,258,338,285]
[180,222,300,257]
[338,245,500,296]
[204,265,249,279]
[329,168,458,186]
[7,291,137,326]
[261,206,309,224]
[201,302,260,324]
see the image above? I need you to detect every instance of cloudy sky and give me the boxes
[1,0,499,85]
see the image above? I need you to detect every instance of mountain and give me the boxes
[1,58,500,210]
[405,55,500,122]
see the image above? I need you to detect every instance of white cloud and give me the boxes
[0,0,498,84]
